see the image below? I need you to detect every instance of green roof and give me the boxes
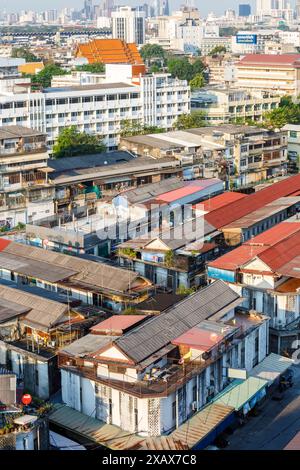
[213,376,268,411]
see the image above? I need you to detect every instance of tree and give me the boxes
[189,73,205,91]
[262,108,290,130]
[120,120,163,137]
[209,46,227,56]
[191,58,205,74]
[30,64,69,88]
[149,64,161,74]
[167,57,194,81]
[173,111,206,130]
[140,44,165,61]
[76,62,105,73]
[52,126,106,158]
[12,47,39,62]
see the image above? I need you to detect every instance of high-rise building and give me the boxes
[112,6,145,45]
[83,0,94,20]
[152,0,170,17]
[239,4,251,16]
[297,0,300,19]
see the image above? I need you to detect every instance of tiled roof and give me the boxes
[238,54,300,67]
[76,39,144,65]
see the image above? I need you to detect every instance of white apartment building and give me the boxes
[112,6,145,45]
[0,63,190,152]
[191,87,280,125]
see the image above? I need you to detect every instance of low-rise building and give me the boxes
[0,284,88,399]
[207,219,300,355]
[0,239,152,312]
[191,87,280,125]
[236,54,300,96]
[283,124,300,174]
[58,281,269,438]
[0,126,55,228]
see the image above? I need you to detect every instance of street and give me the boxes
[226,365,300,450]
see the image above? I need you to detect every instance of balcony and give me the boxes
[59,338,238,399]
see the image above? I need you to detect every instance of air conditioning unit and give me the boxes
[191,401,197,411]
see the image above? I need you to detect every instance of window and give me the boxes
[172,401,176,421]
[83,96,92,103]
[290,131,297,138]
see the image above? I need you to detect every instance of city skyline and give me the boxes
[1,0,256,16]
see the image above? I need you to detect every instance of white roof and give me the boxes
[249,353,293,384]
[14,415,38,426]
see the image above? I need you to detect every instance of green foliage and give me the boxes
[30,64,69,88]
[119,248,137,259]
[120,120,163,137]
[173,111,206,130]
[140,44,165,60]
[149,64,161,74]
[176,285,196,295]
[52,126,106,158]
[76,62,105,73]
[167,57,205,82]
[123,307,138,315]
[15,222,26,231]
[262,101,300,130]
[209,46,227,56]
[164,250,175,268]
[189,73,205,91]
[12,47,39,62]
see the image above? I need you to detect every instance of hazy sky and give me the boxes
[2,0,256,16]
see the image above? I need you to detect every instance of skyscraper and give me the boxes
[83,0,93,20]
[152,0,170,17]
[297,0,300,19]
[239,4,251,16]
[112,6,145,45]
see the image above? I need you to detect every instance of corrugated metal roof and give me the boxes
[0,285,68,329]
[115,281,241,364]
[249,353,293,384]
[172,326,224,351]
[59,334,118,357]
[205,174,300,230]
[169,403,234,450]
[209,221,300,273]
[213,377,268,411]
[259,230,300,271]
[0,241,148,294]
[49,404,144,450]
[90,315,147,333]
[197,192,247,212]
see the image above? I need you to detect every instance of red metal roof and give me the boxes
[259,231,300,271]
[239,54,300,67]
[90,315,147,333]
[205,174,300,230]
[0,238,11,252]
[245,222,300,246]
[195,192,247,212]
[208,221,300,272]
[172,326,224,351]
[158,185,204,203]
[209,244,267,271]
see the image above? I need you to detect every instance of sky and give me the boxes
[2,0,256,16]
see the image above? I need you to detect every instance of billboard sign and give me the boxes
[236,34,257,45]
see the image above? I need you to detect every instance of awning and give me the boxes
[249,353,294,384]
[170,402,234,450]
[213,377,268,413]
[49,404,144,450]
